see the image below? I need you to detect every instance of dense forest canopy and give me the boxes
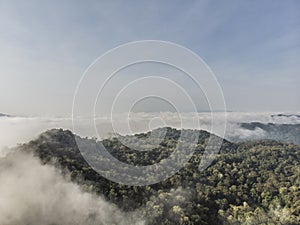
[8,128,300,225]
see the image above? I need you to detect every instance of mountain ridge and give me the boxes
[11,128,300,224]
[239,122,300,144]
[0,113,10,117]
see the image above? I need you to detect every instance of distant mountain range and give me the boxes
[271,113,300,119]
[239,122,300,144]
[0,113,10,117]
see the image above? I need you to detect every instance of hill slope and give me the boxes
[15,128,300,224]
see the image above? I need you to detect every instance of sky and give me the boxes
[0,0,299,116]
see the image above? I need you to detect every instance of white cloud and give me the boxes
[1,112,300,156]
[0,151,144,225]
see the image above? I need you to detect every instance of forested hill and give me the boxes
[17,128,300,225]
[240,122,300,144]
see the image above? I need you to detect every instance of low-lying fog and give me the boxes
[1,112,300,155]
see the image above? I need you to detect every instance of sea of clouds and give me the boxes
[1,112,300,156]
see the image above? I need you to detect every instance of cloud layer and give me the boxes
[1,112,300,155]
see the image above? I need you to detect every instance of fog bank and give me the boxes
[0,151,144,225]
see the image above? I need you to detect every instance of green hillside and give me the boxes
[16,128,300,225]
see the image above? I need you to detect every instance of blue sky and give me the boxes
[0,0,299,116]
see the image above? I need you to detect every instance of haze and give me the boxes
[0,0,299,116]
